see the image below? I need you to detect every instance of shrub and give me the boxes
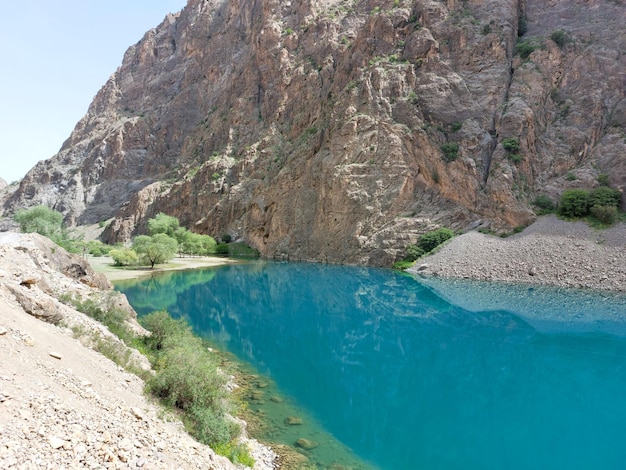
[559,189,590,217]
[502,137,520,153]
[213,441,255,467]
[516,39,536,59]
[533,195,555,213]
[14,205,63,237]
[215,243,229,255]
[140,311,238,448]
[597,173,610,186]
[551,29,567,47]
[565,171,578,181]
[392,260,415,270]
[109,248,139,267]
[590,205,618,225]
[441,142,459,162]
[406,244,425,261]
[589,186,621,208]
[418,228,455,253]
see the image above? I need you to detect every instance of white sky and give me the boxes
[0,0,187,183]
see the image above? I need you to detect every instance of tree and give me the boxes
[559,189,590,218]
[109,248,139,266]
[148,213,180,237]
[14,205,63,237]
[132,234,178,268]
[418,228,455,253]
[589,186,621,208]
[199,234,217,255]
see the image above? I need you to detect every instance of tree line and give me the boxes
[12,207,257,268]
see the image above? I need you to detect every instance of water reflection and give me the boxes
[118,261,626,469]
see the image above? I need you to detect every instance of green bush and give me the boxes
[502,137,520,153]
[589,186,621,208]
[392,260,415,270]
[440,142,459,162]
[109,248,139,267]
[597,173,610,186]
[551,29,567,47]
[533,195,555,213]
[516,39,536,59]
[14,205,63,237]
[406,244,425,261]
[559,189,590,217]
[590,205,617,225]
[215,244,230,255]
[140,311,238,448]
[418,228,455,253]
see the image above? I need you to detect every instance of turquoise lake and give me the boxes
[116,261,626,470]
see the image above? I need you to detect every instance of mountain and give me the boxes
[2,0,624,266]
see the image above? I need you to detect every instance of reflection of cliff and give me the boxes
[118,262,626,469]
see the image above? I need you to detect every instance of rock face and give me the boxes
[2,0,624,266]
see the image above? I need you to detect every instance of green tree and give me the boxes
[418,228,455,253]
[148,213,180,237]
[109,248,139,267]
[589,186,621,208]
[132,234,178,268]
[199,234,217,255]
[14,205,63,237]
[559,189,590,218]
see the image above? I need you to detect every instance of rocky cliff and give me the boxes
[3,0,624,266]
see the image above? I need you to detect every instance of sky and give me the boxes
[0,0,188,184]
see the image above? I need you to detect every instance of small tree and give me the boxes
[590,205,617,225]
[109,248,139,267]
[148,213,180,237]
[199,234,217,255]
[418,228,455,253]
[589,186,621,208]
[132,234,178,268]
[559,189,590,218]
[14,205,63,237]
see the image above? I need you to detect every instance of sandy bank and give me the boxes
[88,255,238,282]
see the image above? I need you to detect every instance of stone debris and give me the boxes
[412,215,626,293]
[0,232,277,469]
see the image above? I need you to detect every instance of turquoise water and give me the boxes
[117,261,626,469]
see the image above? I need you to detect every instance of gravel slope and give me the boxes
[0,233,276,469]
[410,215,626,292]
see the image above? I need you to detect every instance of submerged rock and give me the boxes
[295,438,319,450]
[284,416,303,425]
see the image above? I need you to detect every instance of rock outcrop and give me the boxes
[2,0,624,266]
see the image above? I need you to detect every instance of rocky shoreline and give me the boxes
[410,215,626,293]
[0,232,276,469]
